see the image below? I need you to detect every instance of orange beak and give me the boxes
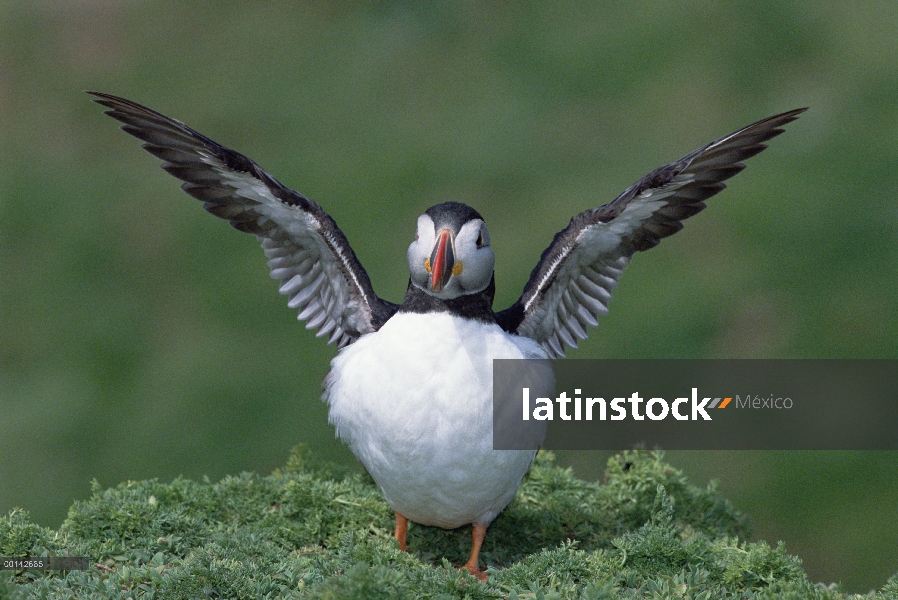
[429,230,455,292]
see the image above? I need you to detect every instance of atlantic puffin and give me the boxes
[89,92,804,579]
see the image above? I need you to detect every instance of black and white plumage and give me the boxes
[494,107,806,356]
[88,92,397,348]
[89,91,804,578]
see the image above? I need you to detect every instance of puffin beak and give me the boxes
[429,229,455,292]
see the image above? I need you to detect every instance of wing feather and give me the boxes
[89,92,398,345]
[496,108,806,356]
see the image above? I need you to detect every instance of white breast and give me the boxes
[324,312,551,529]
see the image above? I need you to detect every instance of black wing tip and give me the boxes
[750,107,809,132]
[712,107,808,149]
[87,90,320,211]
[761,107,809,124]
[774,106,809,118]
[85,90,139,104]
[85,90,141,112]
[86,91,182,134]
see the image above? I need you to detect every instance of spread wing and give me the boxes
[88,92,398,347]
[495,108,807,357]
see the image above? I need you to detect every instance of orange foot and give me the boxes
[394,512,408,551]
[462,562,488,581]
[462,523,488,581]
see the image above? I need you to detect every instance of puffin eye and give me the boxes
[475,224,490,248]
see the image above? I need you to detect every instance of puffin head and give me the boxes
[407,202,495,300]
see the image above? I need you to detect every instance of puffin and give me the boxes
[88,92,804,579]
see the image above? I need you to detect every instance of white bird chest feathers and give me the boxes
[324,312,550,528]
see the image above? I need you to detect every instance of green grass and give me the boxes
[3,449,895,599]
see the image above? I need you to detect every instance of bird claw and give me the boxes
[462,562,488,581]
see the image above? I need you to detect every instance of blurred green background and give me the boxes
[1,1,896,593]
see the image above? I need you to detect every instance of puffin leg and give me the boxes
[394,512,409,551]
[462,523,488,581]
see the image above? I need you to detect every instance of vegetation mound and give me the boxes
[2,449,895,599]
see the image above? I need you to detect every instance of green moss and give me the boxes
[1,449,894,599]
